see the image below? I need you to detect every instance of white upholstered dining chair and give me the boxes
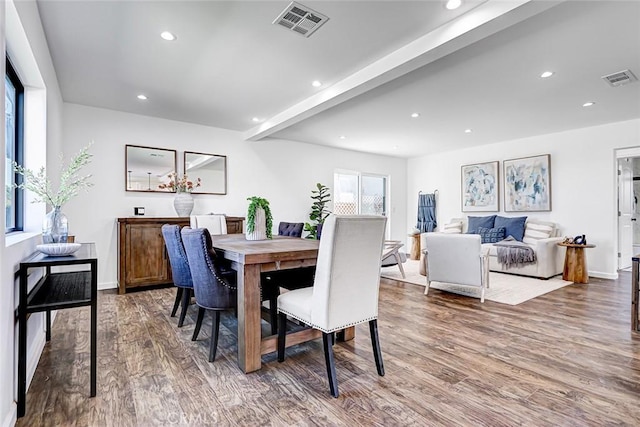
[190,214,227,235]
[276,214,387,397]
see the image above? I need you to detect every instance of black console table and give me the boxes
[17,243,98,418]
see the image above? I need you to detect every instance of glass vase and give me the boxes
[174,191,194,217]
[42,206,69,243]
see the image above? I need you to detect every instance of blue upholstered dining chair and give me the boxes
[277,215,387,397]
[181,227,237,362]
[278,221,304,236]
[161,224,194,327]
[274,222,316,292]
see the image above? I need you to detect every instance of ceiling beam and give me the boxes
[244,0,563,142]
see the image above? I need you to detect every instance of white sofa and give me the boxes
[420,218,565,279]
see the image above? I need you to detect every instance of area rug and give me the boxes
[381,259,573,305]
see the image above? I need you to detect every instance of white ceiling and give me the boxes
[35,0,640,158]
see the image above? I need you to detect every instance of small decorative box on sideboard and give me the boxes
[117,216,244,294]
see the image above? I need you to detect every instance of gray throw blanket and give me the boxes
[494,236,536,269]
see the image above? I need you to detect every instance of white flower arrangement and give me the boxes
[13,143,94,207]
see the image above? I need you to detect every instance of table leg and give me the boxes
[237,264,262,373]
[562,249,569,281]
[46,310,51,342]
[18,317,26,417]
[336,326,356,342]
[17,270,28,418]
[563,247,589,284]
[410,234,420,261]
[90,262,98,397]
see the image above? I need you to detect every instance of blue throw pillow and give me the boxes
[494,216,527,241]
[477,226,506,243]
[467,215,497,234]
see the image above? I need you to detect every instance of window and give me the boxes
[5,57,25,233]
[334,172,359,215]
[334,171,388,216]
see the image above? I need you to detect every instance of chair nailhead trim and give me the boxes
[277,308,377,333]
[199,234,237,291]
[172,227,189,266]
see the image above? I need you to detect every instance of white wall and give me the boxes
[407,119,640,279]
[2,1,65,426]
[62,103,408,288]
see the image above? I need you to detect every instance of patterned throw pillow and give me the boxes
[477,226,506,244]
[467,215,497,234]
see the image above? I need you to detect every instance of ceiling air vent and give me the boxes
[601,69,637,87]
[273,2,329,38]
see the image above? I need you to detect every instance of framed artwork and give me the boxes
[503,154,551,212]
[461,161,499,212]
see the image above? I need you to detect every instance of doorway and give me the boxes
[616,150,640,271]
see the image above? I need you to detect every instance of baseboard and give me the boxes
[1,403,17,427]
[589,271,618,280]
[98,281,118,291]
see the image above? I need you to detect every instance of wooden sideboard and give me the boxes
[225,216,244,234]
[117,216,244,294]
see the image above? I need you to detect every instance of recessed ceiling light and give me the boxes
[446,0,462,10]
[137,94,148,100]
[160,31,176,41]
[583,101,595,107]
[393,145,399,150]
[464,129,472,133]
[252,117,262,123]
[540,71,554,78]
[339,135,346,140]
[312,80,322,87]
[411,113,420,118]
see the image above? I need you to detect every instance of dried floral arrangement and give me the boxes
[158,173,202,192]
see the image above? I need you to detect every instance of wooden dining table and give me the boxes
[211,234,354,373]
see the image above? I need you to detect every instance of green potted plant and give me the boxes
[303,183,331,239]
[246,196,273,240]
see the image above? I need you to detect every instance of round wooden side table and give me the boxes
[557,242,596,284]
[408,233,421,260]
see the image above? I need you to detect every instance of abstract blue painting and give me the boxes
[461,161,499,212]
[504,154,551,212]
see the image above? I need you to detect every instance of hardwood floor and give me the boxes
[17,273,640,426]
